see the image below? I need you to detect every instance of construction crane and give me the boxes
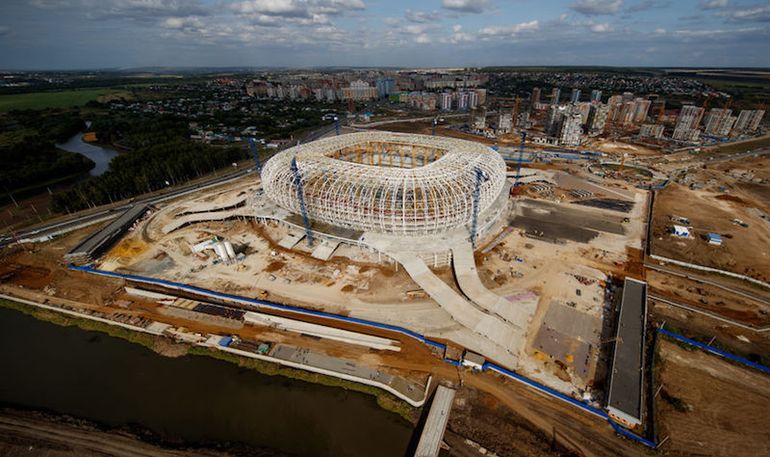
[512,131,527,190]
[290,157,314,247]
[619,152,629,174]
[248,138,262,172]
[334,116,340,136]
[470,166,489,248]
[724,96,732,110]
[432,116,438,136]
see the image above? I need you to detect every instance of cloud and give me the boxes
[588,22,612,32]
[92,0,210,21]
[0,25,8,36]
[718,5,770,22]
[626,0,671,13]
[161,16,204,30]
[415,33,431,43]
[229,0,365,19]
[441,0,489,14]
[405,9,440,23]
[478,20,539,37]
[570,0,623,15]
[700,0,728,10]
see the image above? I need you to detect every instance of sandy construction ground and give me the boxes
[651,183,770,282]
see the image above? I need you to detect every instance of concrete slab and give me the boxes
[311,239,341,261]
[244,311,400,351]
[277,231,306,249]
[389,251,522,369]
[451,241,533,338]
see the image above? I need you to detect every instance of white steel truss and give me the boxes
[261,132,507,236]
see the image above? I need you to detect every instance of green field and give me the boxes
[0,88,128,112]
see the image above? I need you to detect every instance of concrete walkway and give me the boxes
[451,242,531,332]
[389,251,521,368]
[414,385,456,457]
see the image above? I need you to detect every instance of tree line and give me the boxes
[49,114,248,213]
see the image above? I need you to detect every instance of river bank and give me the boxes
[0,297,419,423]
[0,302,415,457]
[0,406,288,457]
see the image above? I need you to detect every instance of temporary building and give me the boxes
[671,225,690,238]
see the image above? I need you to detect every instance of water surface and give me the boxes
[0,307,414,457]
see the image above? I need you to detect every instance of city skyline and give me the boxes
[1,0,769,70]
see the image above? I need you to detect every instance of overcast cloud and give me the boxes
[0,0,768,69]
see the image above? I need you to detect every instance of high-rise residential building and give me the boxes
[675,105,705,131]
[586,103,610,136]
[747,109,765,132]
[574,102,592,125]
[703,108,733,136]
[439,92,453,111]
[639,124,665,139]
[632,99,652,124]
[622,92,635,102]
[468,91,479,110]
[733,110,765,134]
[616,101,637,125]
[570,88,581,104]
[551,87,561,105]
[651,99,666,120]
[376,78,396,97]
[672,126,701,142]
[590,90,602,103]
[342,80,377,101]
[475,88,487,105]
[531,87,541,105]
[497,113,513,134]
[545,104,567,136]
[457,91,470,110]
[558,112,583,146]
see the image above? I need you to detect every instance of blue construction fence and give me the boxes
[658,328,770,375]
[69,264,657,449]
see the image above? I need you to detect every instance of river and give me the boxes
[0,307,414,456]
[56,131,119,176]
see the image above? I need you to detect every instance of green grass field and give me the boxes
[0,88,129,112]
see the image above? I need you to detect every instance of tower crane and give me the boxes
[290,157,314,247]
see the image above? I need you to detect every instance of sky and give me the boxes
[0,0,769,69]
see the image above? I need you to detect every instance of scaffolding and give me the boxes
[262,132,507,237]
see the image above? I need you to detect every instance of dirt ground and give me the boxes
[656,340,770,457]
[647,269,770,326]
[651,183,770,282]
[584,138,661,157]
[650,299,770,368]
[445,387,576,457]
[708,155,770,210]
